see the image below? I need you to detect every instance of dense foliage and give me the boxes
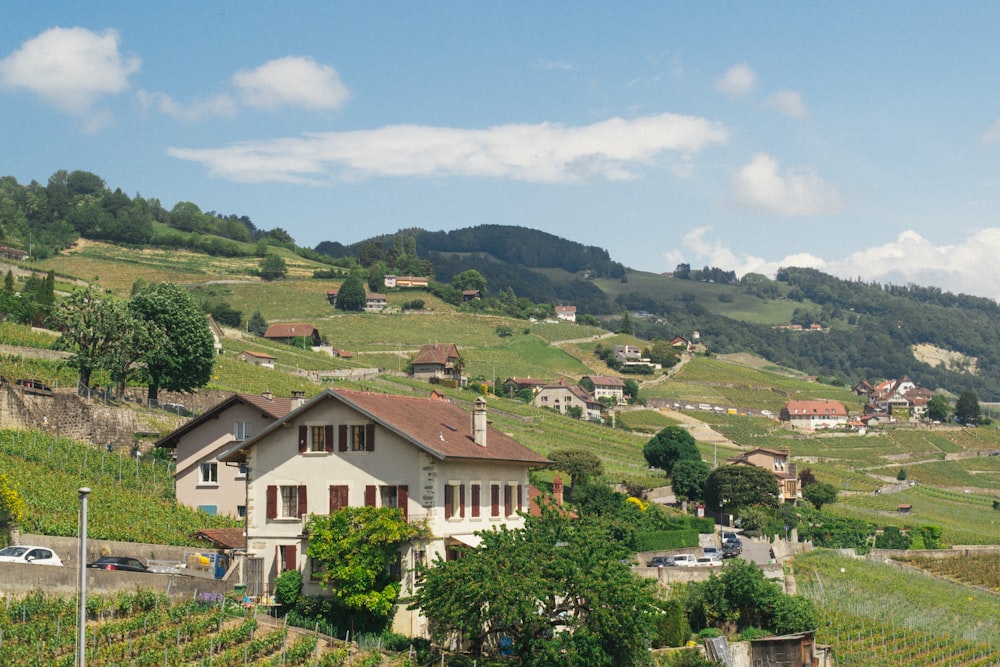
[643,426,701,476]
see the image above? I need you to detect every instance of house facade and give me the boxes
[411,343,462,383]
[726,448,801,503]
[780,400,848,431]
[531,379,603,421]
[365,293,387,312]
[218,390,550,637]
[264,323,322,346]
[236,350,277,369]
[581,375,626,405]
[555,305,576,322]
[384,275,429,289]
[154,392,302,517]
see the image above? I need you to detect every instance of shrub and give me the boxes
[274,569,303,609]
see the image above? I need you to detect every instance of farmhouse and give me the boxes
[217,391,550,637]
[411,343,463,383]
[555,305,576,322]
[531,378,603,421]
[235,350,276,369]
[581,375,626,405]
[263,323,322,347]
[780,400,848,431]
[384,275,429,289]
[726,448,801,504]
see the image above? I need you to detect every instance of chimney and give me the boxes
[290,390,306,410]
[261,390,273,401]
[553,475,564,506]
[472,396,487,447]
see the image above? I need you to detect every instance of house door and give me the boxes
[246,556,264,597]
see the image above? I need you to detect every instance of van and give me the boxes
[698,403,711,411]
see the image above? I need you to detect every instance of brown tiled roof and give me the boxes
[154,392,294,449]
[264,323,317,338]
[584,375,625,387]
[412,343,460,365]
[197,528,246,550]
[241,350,276,359]
[783,400,847,417]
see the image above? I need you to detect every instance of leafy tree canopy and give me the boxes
[335,274,367,311]
[643,426,701,476]
[802,482,838,510]
[412,502,657,666]
[925,394,950,422]
[670,459,712,502]
[258,253,287,281]
[955,390,981,423]
[704,465,780,513]
[547,448,604,492]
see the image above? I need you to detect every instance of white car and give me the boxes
[696,555,723,567]
[0,545,63,566]
[671,554,698,567]
[761,410,773,417]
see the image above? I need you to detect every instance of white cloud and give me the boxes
[715,63,757,98]
[732,153,843,216]
[137,90,237,121]
[981,120,1000,143]
[668,227,1000,301]
[765,90,807,119]
[167,112,728,184]
[232,56,349,110]
[0,27,139,113]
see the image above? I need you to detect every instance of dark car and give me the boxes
[722,539,743,558]
[87,556,151,573]
[647,555,676,567]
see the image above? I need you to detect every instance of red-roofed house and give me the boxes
[780,400,849,431]
[264,323,322,346]
[531,378,603,421]
[236,350,277,369]
[218,391,550,636]
[581,375,627,405]
[154,391,307,517]
[555,305,576,322]
[411,343,463,383]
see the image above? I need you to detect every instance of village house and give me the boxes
[411,343,463,384]
[384,275,429,289]
[500,377,549,397]
[154,391,303,517]
[0,245,28,261]
[531,378,603,421]
[581,375,627,405]
[217,390,551,637]
[861,375,935,420]
[555,305,576,322]
[779,400,849,431]
[365,293,387,312]
[235,350,277,369]
[263,323,322,347]
[726,447,801,503]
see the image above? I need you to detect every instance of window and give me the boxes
[470,483,481,518]
[277,544,297,573]
[444,482,465,520]
[197,505,218,515]
[338,424,376,452]
[365,484,409,521]
[504,484,513,517]
[267,485,308,519]
[329,485,349,513]
[234,420,251,441]
[299,425,333,453]
[236,463,248,479]
[237,505,246,518]
[490,483,501,518]
[199,462,218,485]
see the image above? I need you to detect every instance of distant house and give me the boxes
[613,345,641,364]
[852,380,876,397]
[555,305,576,322]
[0,246,27,261]
[365,293,387,312]
[411,343,463,383]
[780,400,848,431]
[326,290,338,305]
[726,448,801,503]
[264,323,322,347]
[384,275,429,289]
[501,377,549,397]
[154,391,305,517]
[670,335,692,351]
[581,375,626,405]
[236,350,276,369]
[531,378,603,421]
[462,290,481,301]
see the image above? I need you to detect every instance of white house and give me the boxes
[218,390,550,637]
[555,305,576,322]
[780,400,849,431]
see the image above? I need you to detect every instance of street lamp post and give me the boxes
[78,487,91,667]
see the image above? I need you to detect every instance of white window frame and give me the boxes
[198,462,218,485]
[280,485,299,519]
[234,420,251,441]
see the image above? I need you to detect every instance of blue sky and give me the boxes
[5,4,1000,298]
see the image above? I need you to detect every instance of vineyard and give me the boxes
[0,589,427,666]
[795,550,1000,666]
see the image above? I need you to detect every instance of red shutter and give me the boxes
[298,485,308,517]
[365,424,375,452]
[365,485,377,507]
[471,484,480,518]
[504,485,512,517]
[298,425,308,453]
[460,484,466,518]
[517,484,523,512]
[338,425,348,452]
[491,484,500,517]
[398,485,408,521]
[329,485,348,512]
[324,425,334,453]
[266,485,277,520]
[444,484,453,518]
[285,545,296,572]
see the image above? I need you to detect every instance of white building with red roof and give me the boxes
[779,400,849,431]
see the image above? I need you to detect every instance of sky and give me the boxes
[4,3,1000,299]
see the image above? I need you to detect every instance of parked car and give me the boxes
[761,410,773,417]
[722,540,743,558]
[702,546,721,559]
[87,556,151,573]
[647,556,676,567]
[696,555,723,567]
[0,545,63,566]
[671,554,698,567]
[721,531,739,543]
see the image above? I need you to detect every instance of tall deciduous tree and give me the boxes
[451,269,487,293]
[305,506,422,624]
[413,502,657,665]
[643,426,701,476]
[703,465,780,513]
[547,448,604,493]
[335,274,367,311]
[248,310,268,337]
[129,282,215,403]
[925,395,950,422]
[53,286,117,388]
[670,459,712,501]
[802,482,838,510]
[955,391,981,423]
[258,253,287,280]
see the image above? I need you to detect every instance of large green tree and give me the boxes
[451,269,487,293]
[335,274,367,311]
[643,426,701,476]
[802,482,838,510]
[925,395,950,422]
[703,464,780,513]
[547,448,604,493]
[413,502,657,665]
[129,282,215,403]
[258,253,287,281]
[53,286,118,388]
[955,390,981,423]
[670,459,712,501]
[306,506,421,624]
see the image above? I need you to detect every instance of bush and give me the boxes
[635,529,699,551]
[274,569,302,609]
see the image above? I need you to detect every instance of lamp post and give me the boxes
[78,487,91,667]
